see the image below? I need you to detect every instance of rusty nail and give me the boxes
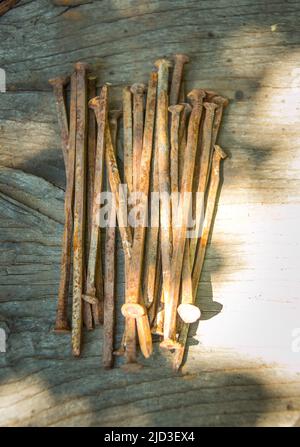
[156,89,173,348]
[140,72,157,200]
[169,53,189,106]
[178,103,192,189]
[49,75,70,170]
[113,331,126,357]
[205,89,218,102]
[104,119,133,260]
[179,240,198,324]
[83,85,108,340]
[154,58,172,97]
[155,59,173,307]
[162,88,205,349]
[115,261,134,360]
[147,246,162,325]
[151,287,164,336]
[86,76,97,216]
[179,79,186,103]
[189,101,218,266]
[143,124,160,311]
[121,88,135,361]
[122,89,134,363]
[103,109,122,369]
[83,75,97,330]
[123,315,138,367]
[169,104,184,247]
[130,83,146,194]
[109,109,122,146]
[53,72,75,333]
[143,225,160,311]
[211,95,229,148]
[72,61,89,357]
[168,104,184,194]
[0,1,21,17]
[123,86,133,194]
[192,145,227,295]
[89,83,104,328]
[121,72,157,361]
[174,145,227,370]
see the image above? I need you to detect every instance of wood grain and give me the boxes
[1,0,300,427]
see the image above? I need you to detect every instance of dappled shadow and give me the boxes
[0,332,292,426]
[1,0,300,427]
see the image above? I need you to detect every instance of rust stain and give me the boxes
[63,10,85,21]
[53,0,88,5]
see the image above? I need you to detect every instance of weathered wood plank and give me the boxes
[1,0,300,427]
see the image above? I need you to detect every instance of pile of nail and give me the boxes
[50,55,228,372]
